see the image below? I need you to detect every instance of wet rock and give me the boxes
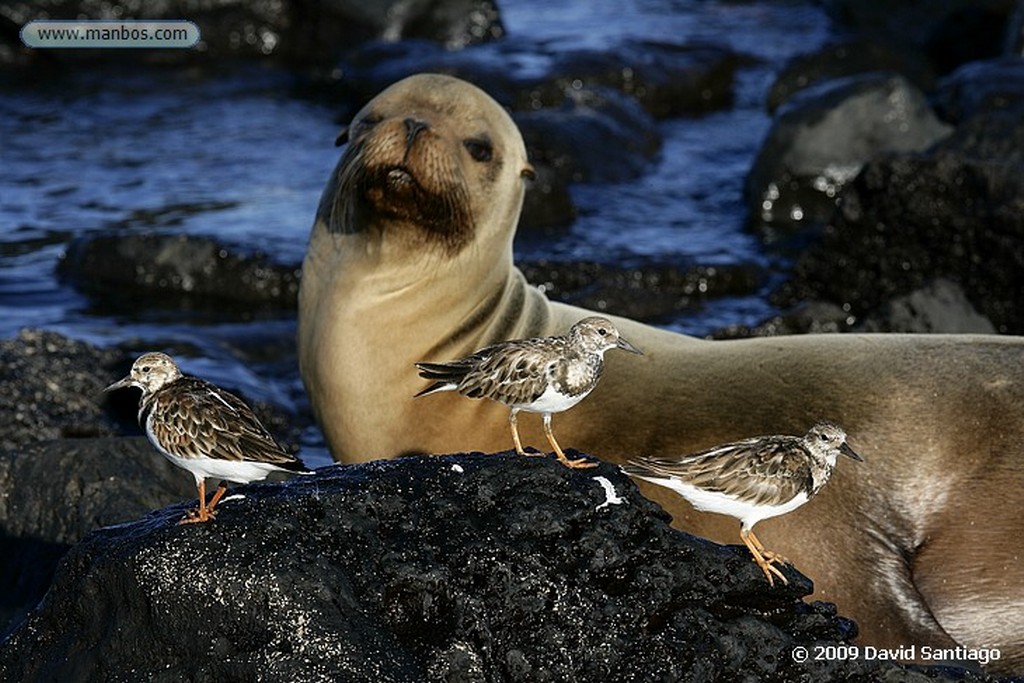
[531,40,738,120]
[0,451,1004,681]
[57,232,301,312]
[859,279,996,333]
[513,86,661,184]
[779,153,1024,334]
[1,0,503,64]
[710,301,853,340]
[1008,1,1024,56]
[518,162,576,233]
[0,437,196,636]
[932,57,1024,124]
[0,328,124,448]
[766,38,936,114]
[820,0,1015,73]
[746,73,952,238]
[519,260,765,324]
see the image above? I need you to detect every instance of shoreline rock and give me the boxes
[0,450,1011,681]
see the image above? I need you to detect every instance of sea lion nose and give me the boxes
[404,118,429,148]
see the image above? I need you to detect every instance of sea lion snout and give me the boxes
[403,117,430,148]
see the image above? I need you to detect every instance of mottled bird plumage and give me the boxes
[415,316,643,468]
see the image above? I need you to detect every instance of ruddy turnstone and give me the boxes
[415,316,643,469]
[623,420,862,585]
[105,352,312,524]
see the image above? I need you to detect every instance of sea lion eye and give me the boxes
[464,138,493,162]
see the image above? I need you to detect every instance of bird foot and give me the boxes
[761,549,791,566]
[755,558,789,587]
[556,453,599,469]
[178,506,216,525]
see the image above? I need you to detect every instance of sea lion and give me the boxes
[298,73,1024,673]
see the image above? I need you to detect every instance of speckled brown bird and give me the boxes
[415,316,643,469]
[624,421,862,585]
[106,352,312,524]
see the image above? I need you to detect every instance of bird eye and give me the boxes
[141,366,151,373]
[464,138,493,162]
[598,328,608,335]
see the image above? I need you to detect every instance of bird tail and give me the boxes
[413,361,470,397]
[620,459,672,481]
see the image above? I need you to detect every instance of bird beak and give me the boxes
[840,441,864,462]
[104,375,134,393]
[616,337,643,355]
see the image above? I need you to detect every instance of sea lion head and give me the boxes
[317,73,534,257]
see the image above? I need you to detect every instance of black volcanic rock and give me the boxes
[0,437,197,636]
[58,232,301,312]
[0,451,1008,681]
[746,72,952,238]
[518,260,765,325]
[766,39,936,114]
[819,0,1016,73]
[0,328,125,448]
[779,153,1024,334]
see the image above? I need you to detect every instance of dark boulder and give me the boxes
[819,0,1016,73]
[0,451,1006,681]
[766,38,936,114]
[533,40,738,120]
[513,86,661,184]
[0,437,196,636]
[779,153,1024,334]
[746,73,952,238]
[57,232,301,313]
[932,57,1024,124]
[0,328,124,448]
[518,260,765,325]
[858,279,996,334]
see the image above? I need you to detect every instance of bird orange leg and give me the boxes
[509,410,529,456]
[205,483,229,516]
[747,529,790,566]
[179,479,216,525]
[543,414,597,469]
[740,527,788,586]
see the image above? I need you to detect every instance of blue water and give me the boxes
[0,0,831,465]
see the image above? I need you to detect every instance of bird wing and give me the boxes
[146,378,308,470]
[625,437,811,507]
[417,338,561,405]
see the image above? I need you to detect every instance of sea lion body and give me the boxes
[299,73,1024,673]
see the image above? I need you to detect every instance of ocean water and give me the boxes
[0,0,831,464]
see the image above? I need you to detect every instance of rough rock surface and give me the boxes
[0,328,125,448]
[519,260,764,325]
[0,451,1007,682]
[819,0,1016,72]
[58,232,301,311]
[746,72,952,237]
[858,279,996,334]
[766,38,936,114]
[0,437,197,636]
[779,153,1024,334]
[712,280,996,339]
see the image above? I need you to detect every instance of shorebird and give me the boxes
[106,352,312,524]
[415,316,642,468]
[624,420,862,585]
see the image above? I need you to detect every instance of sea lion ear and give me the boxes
[521,164,536,181]
[335,126,350,147]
